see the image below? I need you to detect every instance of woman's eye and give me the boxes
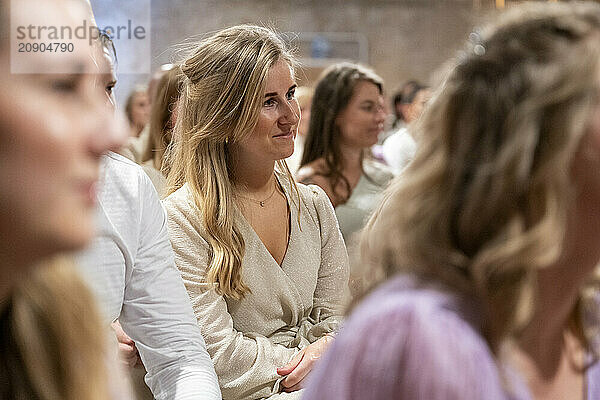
[106,83,116,95]
[286,89,295,100]
[264,98,276,107]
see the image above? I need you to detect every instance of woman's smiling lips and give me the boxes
[273,130,294,139]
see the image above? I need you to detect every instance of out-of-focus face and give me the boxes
[565,89,600,278]
[130,91,150,130]
[405,88,431,124]
[0,0,126,267]
[147,69,166,107]
[234,59,300,162]
[573,97,600,208]
[298,101,311,139]
[94,44,117,110]
[336,80,386,149]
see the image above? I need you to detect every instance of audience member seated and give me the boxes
[89,28,154,400]
[380,81,430,175]
[125,85,151,138]
[164,25,349,399]
[140,64,183,198]
[376,79,420,146]
[297,63,393,296]
[0,0,130,398]
[304,3,600,399]
[286,86,314,174]
[75,5,221,400]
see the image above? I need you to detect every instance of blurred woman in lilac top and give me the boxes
[303,3,600,399]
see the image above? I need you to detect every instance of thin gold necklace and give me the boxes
[236,184,277,207]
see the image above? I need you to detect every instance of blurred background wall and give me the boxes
[90,0,514,109]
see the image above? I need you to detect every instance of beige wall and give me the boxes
[111,1,510,107]
[146,0,491,103]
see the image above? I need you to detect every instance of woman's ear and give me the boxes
[334,108,346,128]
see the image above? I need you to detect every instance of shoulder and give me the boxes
[306,275,506,399]
[163,184,196,223]
[276,170,336,234]
[163,185,210,249]
[101,152,156,194]
[296,159,337,206]
[296,158,326,184]
[381,128,417,174]
[295,180,331,204]
[102,151,146,181]
[344,276,486,352]
[363,159,394,185]
[280,167,332,214]
[98,152,158,211]
[381,128,416,157]
[294,179,335,221]
[382,127,415,148]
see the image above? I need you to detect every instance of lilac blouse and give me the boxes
[302,275,600,399]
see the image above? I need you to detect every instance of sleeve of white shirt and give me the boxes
[381,129,417,176]
[118,171,221,400]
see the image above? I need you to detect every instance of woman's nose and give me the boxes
[280,100,300,126]
[87,101,129,157]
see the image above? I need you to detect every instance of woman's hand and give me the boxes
[111,321,143,368]
[276,335,334,392]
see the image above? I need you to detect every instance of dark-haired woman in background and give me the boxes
[297,63,393,295]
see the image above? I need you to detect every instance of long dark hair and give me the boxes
[392,80,427,126]
[300,63,382,204]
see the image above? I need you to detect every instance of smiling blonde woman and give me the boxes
[164,25,349,399]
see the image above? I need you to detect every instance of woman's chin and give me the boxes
[276,145,295,161]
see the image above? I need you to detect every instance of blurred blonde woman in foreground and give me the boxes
[164,25,349,399]
[0,0,128,398]
[304,2,600,399]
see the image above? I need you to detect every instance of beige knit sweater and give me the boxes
[164,174,349,400]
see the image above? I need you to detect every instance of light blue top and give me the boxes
[335,159,393,244]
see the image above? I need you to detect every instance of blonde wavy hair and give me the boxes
[0,257,111,400]
[361,2,600,349]
[166,25,297,299]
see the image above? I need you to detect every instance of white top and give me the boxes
[335,160,393,244]
[381,127,417,175]
[141,160,167,199]
[76,152,221,400]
